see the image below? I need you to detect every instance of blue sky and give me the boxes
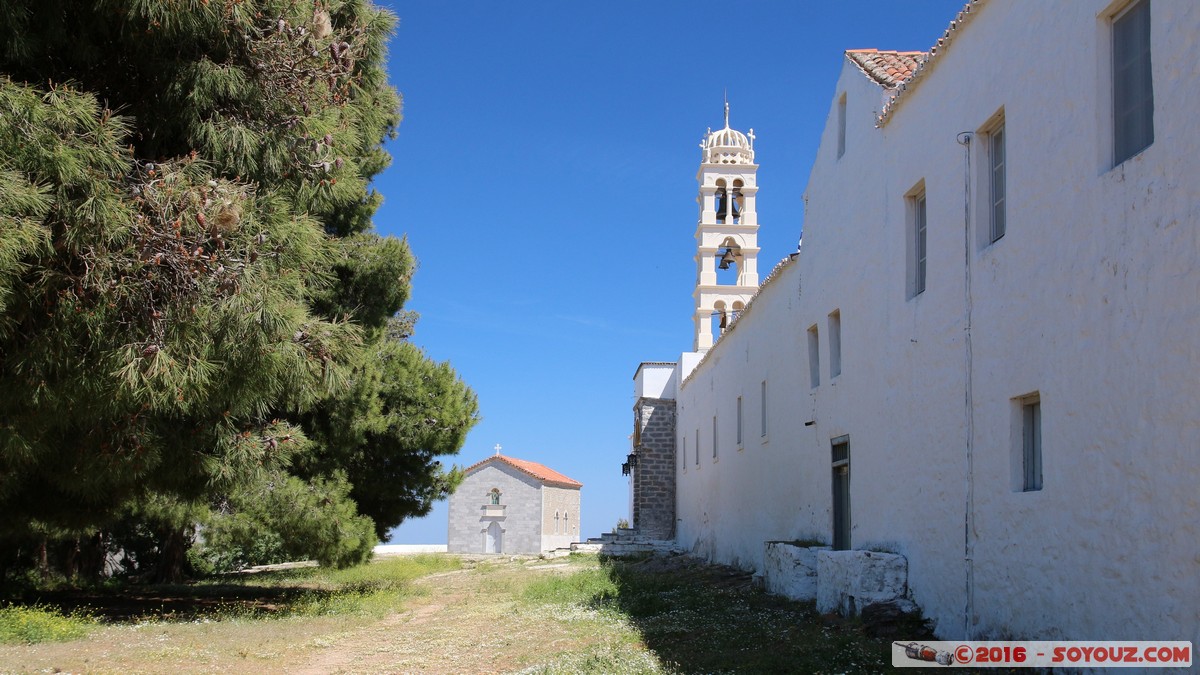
[374,1,967,543]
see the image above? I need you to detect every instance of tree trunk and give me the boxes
[155,526,189,584]
[37,537,49,583]
[64,536,80,580]
[78,531,108,581]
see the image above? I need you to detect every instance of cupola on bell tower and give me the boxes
[693,103,760,351]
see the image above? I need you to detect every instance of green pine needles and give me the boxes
[0,1,478,583]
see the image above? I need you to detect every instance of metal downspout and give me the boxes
[956,131,977,640]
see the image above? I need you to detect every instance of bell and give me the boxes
[717,248,736,270]
[715,190,730,220]
[731,190,743,216]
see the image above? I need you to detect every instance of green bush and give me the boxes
[0,604,95,644]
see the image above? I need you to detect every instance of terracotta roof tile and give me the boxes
[465,454,583,489]
[846,49,927,89]
[877,1,986,125]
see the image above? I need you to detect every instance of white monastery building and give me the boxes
[628,0,1199,643]
[448,453,581,555]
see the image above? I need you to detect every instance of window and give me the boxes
[837,93,847,159]
[695,429,700,467]
[554,511,560,534]
[988,122,1006,242]
[1022,396,1042,491]
[907,184,927,298]
[1113,0,1153,165]
[807,325,820,388]
[712,416,718,460]
[736,396,743,447]
[1011,392,1043,492]
[681,435,687,473]
[760,380,768,438]
[828,310,842,378]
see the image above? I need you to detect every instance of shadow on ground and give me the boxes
[588,554,893,674]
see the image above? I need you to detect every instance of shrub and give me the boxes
[0,604,95,644]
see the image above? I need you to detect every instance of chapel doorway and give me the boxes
[485,521,503,554]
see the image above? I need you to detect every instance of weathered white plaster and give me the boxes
[634,362,677,400]
[816,550,908,616]
[763,542,829,601]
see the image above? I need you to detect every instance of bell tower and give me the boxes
[693,103,760,351]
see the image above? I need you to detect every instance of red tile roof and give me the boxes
[846,49,927,89]
[465,455,583,489]
[877,1,985,125]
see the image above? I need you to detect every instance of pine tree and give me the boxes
[0,1,477,579]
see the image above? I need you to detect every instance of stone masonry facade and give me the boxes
[447,463,541,554]
[632,397,676,540]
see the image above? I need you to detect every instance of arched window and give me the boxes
[488,488,501,505]
[554,510,560,534]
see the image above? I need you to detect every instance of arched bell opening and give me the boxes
[731,179,745,224]
[731,300,746,325]
[715,236,742,286]
[711,300,729,339]
[717,179,744,224]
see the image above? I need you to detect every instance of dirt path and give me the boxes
[291,579,467,674]
[0,559,607,675]
[284,562,590,674]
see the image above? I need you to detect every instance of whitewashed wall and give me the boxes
[673,0,1199,643]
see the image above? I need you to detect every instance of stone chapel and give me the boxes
[447,452,582,555]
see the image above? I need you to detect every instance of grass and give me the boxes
[0,552,919,672]
[519,554,894,674]
[1,553,462,631]
[0,604,96,645]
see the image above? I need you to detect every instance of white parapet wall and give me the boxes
[374,544,449,556]
[816,550,908,616]
[763,542,830,601]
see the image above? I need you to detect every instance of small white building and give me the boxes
[447,454,582,555]
[633,0,1200,644]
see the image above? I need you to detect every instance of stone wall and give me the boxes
[632,397,676,540]
[447,463,542,554]
[816,550,908,617]
[763,542,829,601]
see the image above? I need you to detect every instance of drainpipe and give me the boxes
[956,130,976,640]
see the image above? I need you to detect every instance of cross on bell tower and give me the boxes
[693,103,761,351]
